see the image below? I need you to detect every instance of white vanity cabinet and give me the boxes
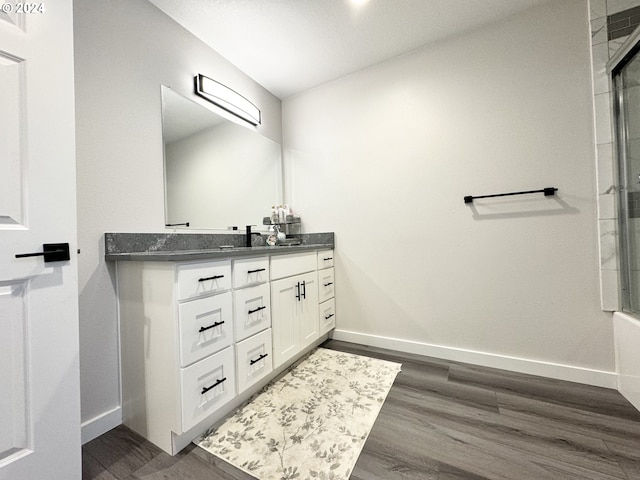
[270,252,319,368]
[317,249,336,335]
[115,245,333,455]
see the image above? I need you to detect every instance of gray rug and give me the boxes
[196,347,402,480]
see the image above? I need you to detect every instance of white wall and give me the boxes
[73,0,282,440]
[283,0,616,382]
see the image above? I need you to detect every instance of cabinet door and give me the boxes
[271,277,299,368]
[179,346,235,433]
[236,329,273,394]
[178,292,233,367]
[319,298,336,335]
[299,271,319,349]
[232,257,269,289]
[317,249,334,269]
[318,267,335,304]
[233,283,271,342]
[177,260,231,301]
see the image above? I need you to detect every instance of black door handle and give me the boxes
[295,282,301,301]
[15,243,70,263]
[301,280,306,299]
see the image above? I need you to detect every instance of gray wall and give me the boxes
[74,0,282,436]
[283,0,615,381]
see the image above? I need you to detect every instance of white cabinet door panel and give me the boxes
[233,283,271,342]
[232,257,269,288]
[178,292,233,367]
[236,329,273,394]
[317,250,334,270]
[318,268,335,304]
[299,272,319,349]
[319,298,336,336]
[180,346,235,433]
[177,261,231,301]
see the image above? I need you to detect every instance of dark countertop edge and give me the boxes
[105,243,334,262]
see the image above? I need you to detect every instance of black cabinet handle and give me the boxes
[324,282,334,287]
[249,353,269,365]
[295,282,301,301]
[199,320,224,333]
[325,313,335,320]
[248,305,266,315]
[323,257,333,261]
[199,274,224,282]
[201,377,226,394]
[247,268,266,274]
[301,280,306,299]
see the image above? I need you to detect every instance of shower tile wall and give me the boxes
[591,0,640,310]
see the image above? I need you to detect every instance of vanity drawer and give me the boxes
[178,292,233,367]
[233,283,271,342]
[318,267,335,304]
[270,252,316,280]
[317,249,334,270]
[235,329,273,394]
[179,346,236,433]
[232,257,269,289]
[177,260,231,301]
[319,298,336,335]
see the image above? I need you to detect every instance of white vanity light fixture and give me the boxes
[194,74,261,126]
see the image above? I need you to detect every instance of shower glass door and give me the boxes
[615,45,640,314]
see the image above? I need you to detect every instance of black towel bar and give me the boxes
[464,187,557,204]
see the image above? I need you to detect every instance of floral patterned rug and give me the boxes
[195,347,402,480]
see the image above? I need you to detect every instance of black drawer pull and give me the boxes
[324,282,334,287]
[201,377,226,395]
[325,313,335,320]
[247,268,266,274]
[199,320,224,333]
[248,305,266,315]
[250,353,269,365]
[199,274,224,282]
[323,257,333,261]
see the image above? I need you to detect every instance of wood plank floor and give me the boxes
[82,340,640,479]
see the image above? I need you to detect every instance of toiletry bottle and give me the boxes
[271,205,277,224]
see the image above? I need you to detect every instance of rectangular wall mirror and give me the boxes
[161,85,283,230]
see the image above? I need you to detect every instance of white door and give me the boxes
[0,2,80,479]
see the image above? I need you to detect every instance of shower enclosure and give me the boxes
[613,34,640,314]
[609,25,640,414]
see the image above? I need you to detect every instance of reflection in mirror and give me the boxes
[161,86,282,230]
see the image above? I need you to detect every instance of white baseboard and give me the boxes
[331,329,617,389]
[81,406,122,445]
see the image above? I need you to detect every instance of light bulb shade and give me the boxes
[194,74,261,126]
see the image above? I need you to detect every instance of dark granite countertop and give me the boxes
[105,243,333,262]
[104,232,334,262]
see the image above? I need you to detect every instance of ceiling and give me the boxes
[149,0,550,99]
